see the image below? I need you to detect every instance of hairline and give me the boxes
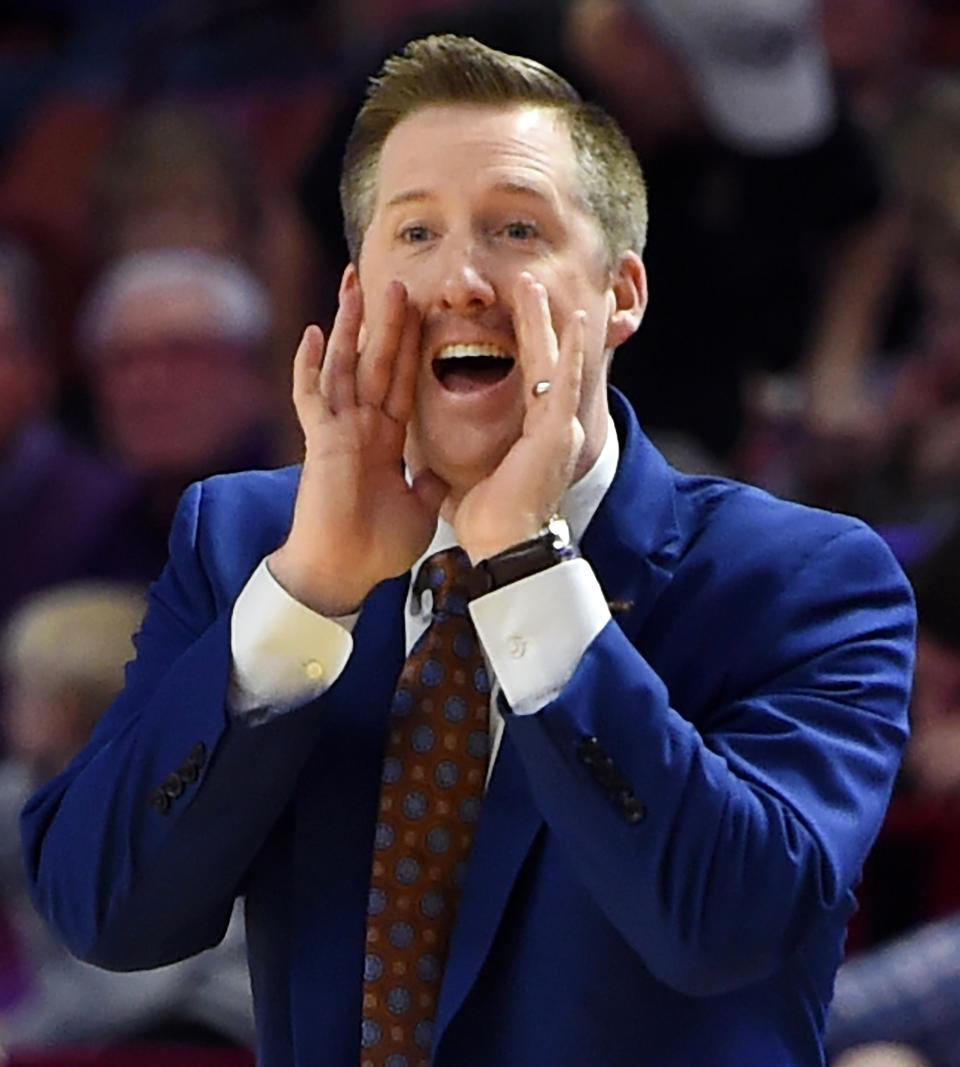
[352,100,623,269]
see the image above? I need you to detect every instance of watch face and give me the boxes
[546,516,571,549]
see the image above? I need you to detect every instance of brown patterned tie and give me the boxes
[361,547,491,1067]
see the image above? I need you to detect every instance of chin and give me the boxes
[428,452,501,497]
[410,409,519,489]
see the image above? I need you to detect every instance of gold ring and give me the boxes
[532,380,551,397]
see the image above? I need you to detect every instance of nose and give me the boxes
[438,241,496,314]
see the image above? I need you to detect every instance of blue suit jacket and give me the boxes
[22,391,915,1066]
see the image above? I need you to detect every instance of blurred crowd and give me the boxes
[0,0,959,1063]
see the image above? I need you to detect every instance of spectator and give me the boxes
[828,918,959,1067]
[879,78,960,518]
[805,76,960,523]
[77,249,278,575]
[827,522,960,1065]
[88,103,315,458]
[0,236,147,626]
[0,580,254,1050]
[89,105,264,268]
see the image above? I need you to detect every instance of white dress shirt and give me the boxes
[228,417,619,771]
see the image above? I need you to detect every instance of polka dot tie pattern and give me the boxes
[361,548,490,1067]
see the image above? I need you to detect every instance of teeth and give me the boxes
[436,343,513,360]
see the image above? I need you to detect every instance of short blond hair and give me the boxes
[2,582,146,735]
[340,34,648,267]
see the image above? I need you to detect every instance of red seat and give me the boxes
[5,1047,255,1067]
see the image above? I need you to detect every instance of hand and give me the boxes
[269,274,448,615]
[452,272,586,562]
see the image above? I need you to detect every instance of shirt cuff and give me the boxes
[228,558,358,719]
[468,557,610,716]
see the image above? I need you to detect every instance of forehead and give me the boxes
[374,104,583,209]
[106,283,222,345]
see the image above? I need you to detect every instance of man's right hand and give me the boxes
[268,272,448,616]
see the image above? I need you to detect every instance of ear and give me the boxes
[605,251,647,350]
[341,262,368,349]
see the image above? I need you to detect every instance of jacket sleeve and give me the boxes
[20,480,329,971]
[503,521,916,996]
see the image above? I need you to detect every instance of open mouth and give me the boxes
[432,343,516,394]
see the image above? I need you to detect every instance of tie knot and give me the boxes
[413,547,473,617]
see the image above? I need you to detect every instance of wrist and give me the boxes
[466,517,576,597]
[267,546,371,617]
[462,515,559,566]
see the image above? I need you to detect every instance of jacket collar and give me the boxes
[581,387,682,636]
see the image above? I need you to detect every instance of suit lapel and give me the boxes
[583,388,683,639]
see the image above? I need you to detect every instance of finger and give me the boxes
[554,309,586,418]
[292,324,324,411]
[357,280,407,408]
[514,272,559,394]
[384,302,422,424]
[319,274,363,412]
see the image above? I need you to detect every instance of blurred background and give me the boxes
[0,1,958,1064]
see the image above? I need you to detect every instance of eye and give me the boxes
[399,224,433,244]
[502,220,538,241]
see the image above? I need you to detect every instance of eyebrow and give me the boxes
[384,188,433,209]
[384,179,559,211]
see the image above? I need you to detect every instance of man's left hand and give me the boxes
[450,272,586,563]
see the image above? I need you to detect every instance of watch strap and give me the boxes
[468,519,576,597]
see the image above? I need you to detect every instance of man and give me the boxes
[78,248,278,577]
[22,35,914,1067]
[0,582,255,1049]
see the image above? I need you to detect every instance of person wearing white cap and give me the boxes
[76,249,278,565]
[630,0,836,152]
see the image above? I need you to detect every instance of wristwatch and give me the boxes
[468,517,576,597]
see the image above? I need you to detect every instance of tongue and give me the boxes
[438,359,513,393]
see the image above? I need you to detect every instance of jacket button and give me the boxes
[163,772,185,799]
[180,760,199,784]
[594,756,625,791]
[150,787,171,814]
[621,795,646,825]
[190,742,207,768]
[577,736,603,766]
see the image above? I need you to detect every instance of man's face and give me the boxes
[92,285,263,477]
[355,103,644,494]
